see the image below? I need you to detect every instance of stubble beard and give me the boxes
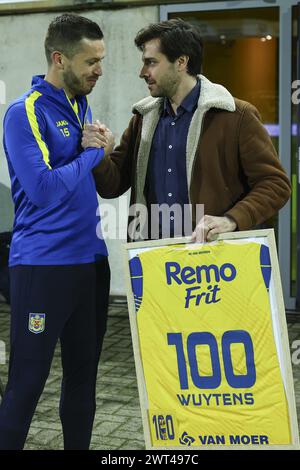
[151,72,179,99]
[63,67,91,97]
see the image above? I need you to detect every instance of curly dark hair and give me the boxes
[135,18,203,76]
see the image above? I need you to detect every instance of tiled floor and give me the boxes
[0,300,299,450]
[0,301,144,450]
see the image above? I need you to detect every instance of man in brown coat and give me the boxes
[84,19,291,242]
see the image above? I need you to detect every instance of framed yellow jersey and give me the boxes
[123,230,299,450]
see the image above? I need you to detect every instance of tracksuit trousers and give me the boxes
[0,257,110,450]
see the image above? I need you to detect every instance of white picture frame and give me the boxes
[122,229,299,450]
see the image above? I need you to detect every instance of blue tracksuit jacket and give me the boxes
[3,75,108,265]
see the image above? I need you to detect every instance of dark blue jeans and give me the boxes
[0,258,110,450]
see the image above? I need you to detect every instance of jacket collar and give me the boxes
[133,74,236,115]
[163,78,200,116]
[31,75,87,108]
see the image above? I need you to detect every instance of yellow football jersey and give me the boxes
[129,241,291,447]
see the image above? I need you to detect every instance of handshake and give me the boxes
[82,120,115,157]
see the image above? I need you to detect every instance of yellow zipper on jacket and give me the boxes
[64,91,89,129]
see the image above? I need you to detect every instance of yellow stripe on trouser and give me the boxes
[25,91,51,169]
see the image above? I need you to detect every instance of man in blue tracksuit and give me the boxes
[0,13,114,449]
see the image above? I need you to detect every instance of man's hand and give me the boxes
[102,127,115,157]
[82,123,107,148]
[82,121,115,157]
[191,215,237,243]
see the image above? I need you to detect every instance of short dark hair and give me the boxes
[45,13,103,64]
[134,18,203,76]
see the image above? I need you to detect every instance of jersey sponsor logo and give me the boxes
[28,313,46,334]
[56,120,69,127]
[130,245,271,311]
[56,120,70,137]
[179,431,195,446]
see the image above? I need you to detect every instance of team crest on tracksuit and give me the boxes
[28,313,46,334]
